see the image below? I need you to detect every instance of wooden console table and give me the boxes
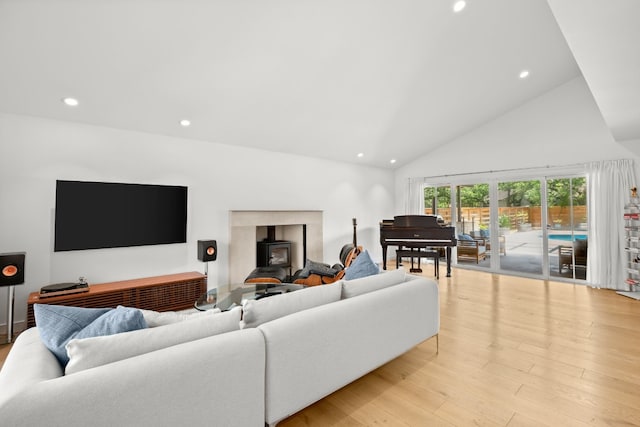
[27,272,206,328]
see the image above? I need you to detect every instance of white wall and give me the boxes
[0,113,394,327]
[394,76,640,211]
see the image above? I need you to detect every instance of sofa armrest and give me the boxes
[0,328,265,427]
[0,328,63,408]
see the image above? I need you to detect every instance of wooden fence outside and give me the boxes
[430,206,587,229]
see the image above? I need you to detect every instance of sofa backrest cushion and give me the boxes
[240,281,342,329]
[341,268,406,299]
[65,307,241,375]
[34,304,147,367]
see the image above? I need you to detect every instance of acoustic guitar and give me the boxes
[342,218,363,268]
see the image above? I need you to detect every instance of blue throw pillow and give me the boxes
[34,304,147,367]
[344,250,379,280]
[458,234,474,241]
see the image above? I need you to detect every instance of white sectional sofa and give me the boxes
[0,269,439,427]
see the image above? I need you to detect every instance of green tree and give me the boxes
[547,177,586,207]
[498,180,541,206]
[424,186,452,209]
[458,184,489,207]
[423,177,586,213]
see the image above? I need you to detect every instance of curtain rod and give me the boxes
[411,160,594,181]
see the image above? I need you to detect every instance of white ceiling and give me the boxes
[0,0,631,169]
[547,0,640,144]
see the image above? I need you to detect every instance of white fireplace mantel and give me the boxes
[229,210,323,284]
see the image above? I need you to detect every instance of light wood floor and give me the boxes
[1,267,639,426]
[278,266,640,427]
[0,342,10,370]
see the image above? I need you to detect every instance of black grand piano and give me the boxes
[380,215,457,277]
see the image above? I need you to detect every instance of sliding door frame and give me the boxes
[421,170,587,283]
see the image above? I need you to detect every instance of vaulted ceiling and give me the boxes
[547,0,640,145]
[0,1,636,168]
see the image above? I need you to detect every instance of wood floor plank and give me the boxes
[433,399,506,427]
[0,343,10,370]
[515,383,636,426]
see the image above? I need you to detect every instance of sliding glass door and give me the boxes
[453,183,491,270]
[496,179,543,276]
[421,174,587,282]
[547,177,588,280]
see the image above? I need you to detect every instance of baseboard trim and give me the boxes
[0,320,27,336]
[616,291,640,300]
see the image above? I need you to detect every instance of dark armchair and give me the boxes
[559,238,588,272]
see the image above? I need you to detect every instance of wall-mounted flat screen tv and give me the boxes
[54,180,188,252]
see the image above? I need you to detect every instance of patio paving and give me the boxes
[458,229,586,280]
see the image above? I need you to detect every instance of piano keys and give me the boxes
[380,215,457,277]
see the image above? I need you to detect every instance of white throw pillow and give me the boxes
[134,306,221,327]
[240,281,342,329]
[65,307,241,375]
[341,268,406,299]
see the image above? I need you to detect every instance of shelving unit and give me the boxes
[619,190,640,300]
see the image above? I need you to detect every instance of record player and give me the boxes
[39,277,89,298]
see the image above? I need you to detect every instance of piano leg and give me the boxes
[382,245,388,270]
[410,251,422,273]
[446,247,452,277]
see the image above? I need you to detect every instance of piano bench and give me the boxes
[396,249,439,279]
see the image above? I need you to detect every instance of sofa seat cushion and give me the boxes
[240,281,342,329]
[33,304,147,367]
[341,268,406,299]
[65,307,242,375]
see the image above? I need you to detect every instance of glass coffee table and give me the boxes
[194,282,305,311]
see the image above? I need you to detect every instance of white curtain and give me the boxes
[586,159,637,289]
[404,177,425,215]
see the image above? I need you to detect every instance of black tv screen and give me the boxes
[54,180,188,252]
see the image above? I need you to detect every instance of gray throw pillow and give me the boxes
[298,259,339,278]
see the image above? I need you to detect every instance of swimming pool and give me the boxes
[547,233,587,241]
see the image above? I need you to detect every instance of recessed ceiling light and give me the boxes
[453,1,466,13]
[62,97,79,107]
[519,70,530,79]
[390,159,397,164]
[357,153,364,158]
[179,119,191,127]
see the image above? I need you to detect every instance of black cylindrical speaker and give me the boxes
[197,240,217,262]
[0,252,26,287]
